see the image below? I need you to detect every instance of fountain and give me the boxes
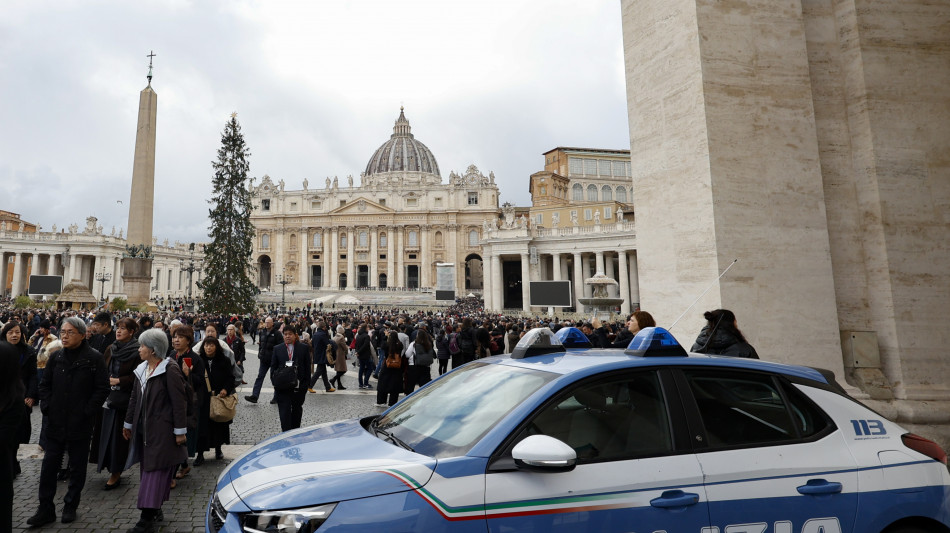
[578,273,624,321]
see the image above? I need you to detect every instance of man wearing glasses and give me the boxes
[27,316,109,527]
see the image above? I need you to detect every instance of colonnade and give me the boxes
[482,249,639,315]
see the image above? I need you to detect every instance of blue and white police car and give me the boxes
[207,327,950,533]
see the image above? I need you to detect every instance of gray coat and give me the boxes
[124,358,189,471]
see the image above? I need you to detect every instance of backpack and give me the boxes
[489,335,501,353]
[385,352,402,369]
[458,332,475,353]
[448,333,460,354]
[414,346,435,367]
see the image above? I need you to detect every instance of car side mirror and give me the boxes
[512,435,577,473]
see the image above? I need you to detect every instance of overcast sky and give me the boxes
[0,0,630,244]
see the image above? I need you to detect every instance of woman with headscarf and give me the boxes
[1,322,36,478]
[90,317,140,490]
[122,329,188,533]
[0,341,26,533]
[691,309,759,358]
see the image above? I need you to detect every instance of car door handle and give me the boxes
[797,479,843,495]
[650,490,700,508]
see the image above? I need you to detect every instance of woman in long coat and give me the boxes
[1,322,36,478]
[198,337,235,462]
[123,329,188,533]
[0,341,26,533]
[375,332,404,408]
[329,327,349,390]
[90,317,140,489]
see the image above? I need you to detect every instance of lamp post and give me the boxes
[179,243,198,311]
[277,268,292,312]
[95,271,112,304]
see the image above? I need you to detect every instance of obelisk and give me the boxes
[121,51,158,307]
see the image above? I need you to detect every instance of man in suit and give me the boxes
[270,325,312,431]
[245,316,281,403]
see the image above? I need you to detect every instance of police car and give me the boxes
[207,327,950,533]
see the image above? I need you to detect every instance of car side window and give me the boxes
[683,370,827,447]
[516,371,673,462]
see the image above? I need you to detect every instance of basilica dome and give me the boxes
[364,108,441,179]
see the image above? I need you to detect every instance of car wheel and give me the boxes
[885,526,930,533]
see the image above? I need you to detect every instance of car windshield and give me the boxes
[373,362,556,458]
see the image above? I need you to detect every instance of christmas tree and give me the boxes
[201,113,258,314]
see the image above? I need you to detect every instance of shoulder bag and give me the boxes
[206,374,237,423]
[271,354,299,391]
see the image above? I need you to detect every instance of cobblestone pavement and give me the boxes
[12,338,387,532]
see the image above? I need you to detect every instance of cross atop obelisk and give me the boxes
[122,51,159,307]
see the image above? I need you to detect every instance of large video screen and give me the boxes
[29,275,63,295]
[528,280,573,307]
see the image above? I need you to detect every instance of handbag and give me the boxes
[205,375,237,423]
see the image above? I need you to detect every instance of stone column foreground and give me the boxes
[620,0,842,373]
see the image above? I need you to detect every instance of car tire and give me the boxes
[885,526,930,533]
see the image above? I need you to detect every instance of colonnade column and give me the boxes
[521,253,531,312]
[420,226,430,288]
[0,254,8,296]
[483,253,493,310]
[329,229,338,289]
[370,226,378,288]
[112,256,121,295]
[11,253,25,297]
[605,252,618,298]
[491,255,502,310]
[572,252,584,313]
[628,252,640,310]
[549,253,562,315]
[396,230,404,287]
[346,227,355,290]
[618,251,631,315]
[300,230,309,289]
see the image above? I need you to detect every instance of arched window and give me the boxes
[587,184,598,202]
[380,232,387,247]
[435,231,443,247]
[359,230,368,247]
[469,230,479,246]
[601,185,612,201]
[340,232,347,248]
[290,234,297,250]
[408,230,418,246]
[261,234,270,249]
[312,232,322,247]
[616,186,627,203]
[572,183,583,201]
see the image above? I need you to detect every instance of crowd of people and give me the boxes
[0,295,757,532]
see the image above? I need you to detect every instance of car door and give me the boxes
[677,368,859,533]
[485,369,710,533]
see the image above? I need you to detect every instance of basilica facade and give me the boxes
[249,109,500,297]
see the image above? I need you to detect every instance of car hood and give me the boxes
[220,418,436,511]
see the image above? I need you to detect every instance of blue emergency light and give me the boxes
[624,327,688,357]
[553,327,593,348]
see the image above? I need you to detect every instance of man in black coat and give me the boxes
[245,316,281,403]
[28,317,109,527]
[270,326,312,431]
[307,322,334,393]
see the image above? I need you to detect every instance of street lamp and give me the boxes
[277,268,292,311]
[95,271,112,303]
[179,243,199,311]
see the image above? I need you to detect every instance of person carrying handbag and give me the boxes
[200,338,236,464]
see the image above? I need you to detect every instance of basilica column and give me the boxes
[329,229,338,289]
[386,226,395,288]
[300,229,309,289]
[346,227,355,290]
[595,251,605,275]
[521,253,531,312]
[584,254,595,298]
[618,251,631,315]
[321,229,329,289]
[420,225,430,288]
[491,255,502,310]
[628,252,640,310]
[396,229,404,287]
[370,226,378,288]
[572,252,584,313]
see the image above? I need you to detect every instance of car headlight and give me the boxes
[242,503,337,533]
